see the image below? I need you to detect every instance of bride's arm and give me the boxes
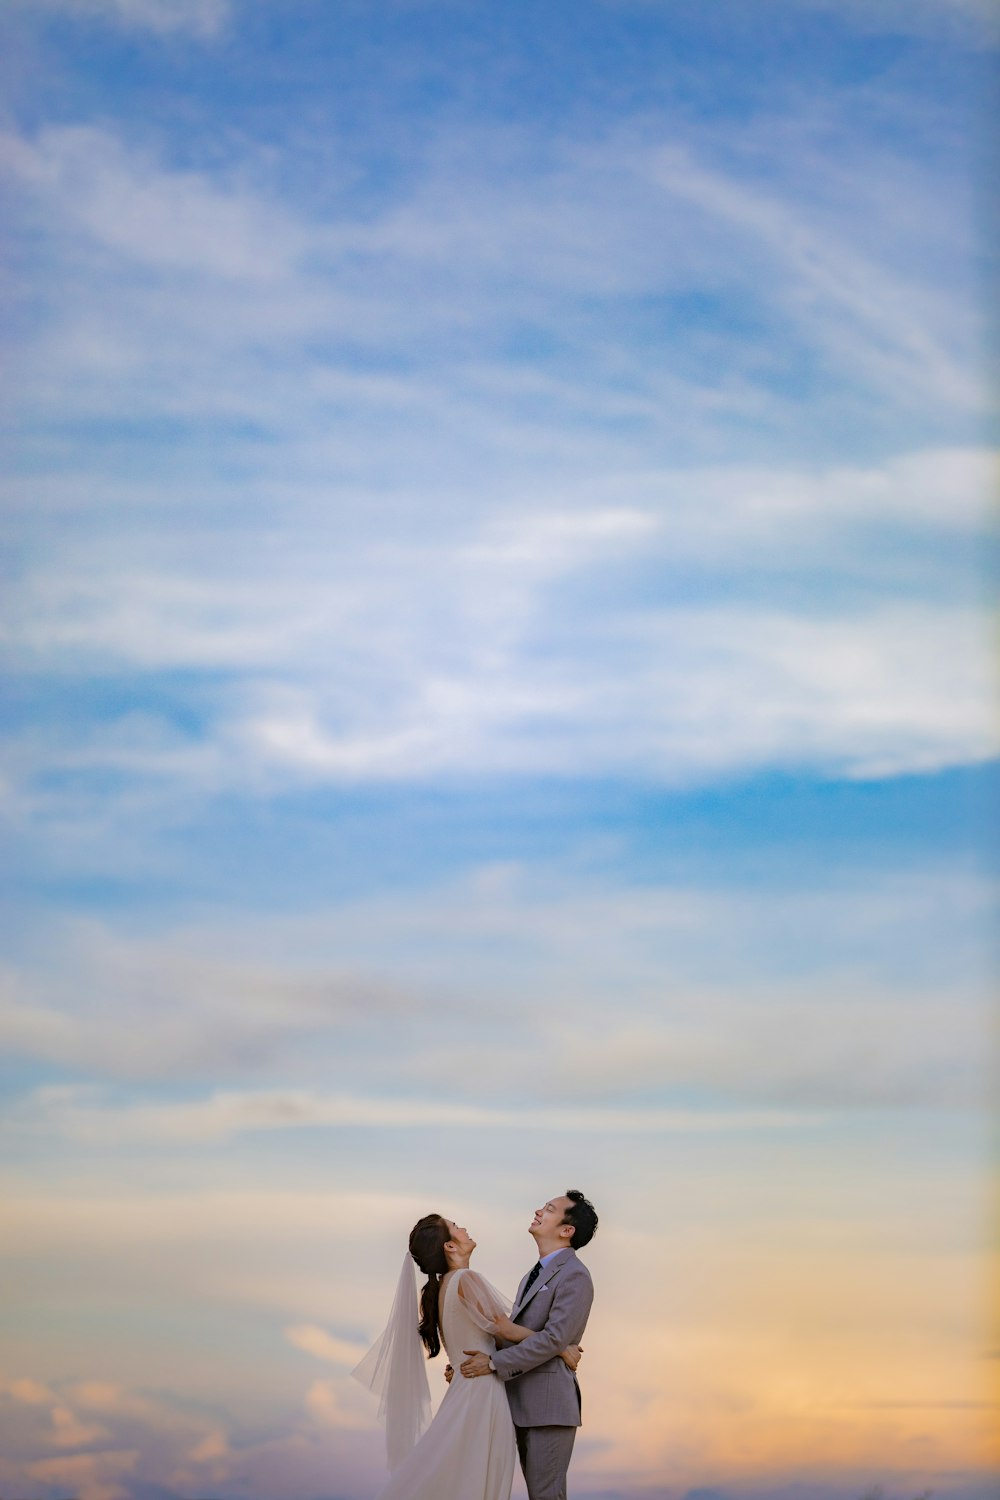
[492,1314,582,1369]
[490,1312,528,1343]
[456,1274,580,1367]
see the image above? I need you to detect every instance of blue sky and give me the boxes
[1,2,998,1499]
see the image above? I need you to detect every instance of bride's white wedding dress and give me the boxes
[371,1267,516,1500]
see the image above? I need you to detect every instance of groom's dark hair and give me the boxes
[562,1189,598,1249]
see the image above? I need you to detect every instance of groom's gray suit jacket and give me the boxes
[490,1247,593,1428]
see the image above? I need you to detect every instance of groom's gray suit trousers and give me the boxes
[516,1424,576,1500]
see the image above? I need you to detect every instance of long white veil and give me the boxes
[351,1252,432,1470]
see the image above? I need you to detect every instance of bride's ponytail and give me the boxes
[408,1214,449,1358]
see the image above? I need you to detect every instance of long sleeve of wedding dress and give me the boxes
[456,1270,511,1330]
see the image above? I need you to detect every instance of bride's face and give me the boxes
[444,1218,476,1255]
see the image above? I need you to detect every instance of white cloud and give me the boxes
[1,125,305,279]
[0,923,420,1079]
[0,1182,452,1256]
[68,1381,177,1420]
[0,109,985,454]
[285,1324,369,1366]
[231,599,995,784]
[8,1082,822,1144]
[1,856,993,1108]
[3,447,995,803]
[51,1405,112,1448]
[26,1449,138,1500]
[0,1375,58,1405]
[187,1427,229,1461]
[303,1378,367,1429]
[649,141,980,410]
[27,0,230,39]
[796,0,999,45]
[1,113,991,815]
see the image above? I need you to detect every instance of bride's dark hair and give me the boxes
[409,1213,450,1358]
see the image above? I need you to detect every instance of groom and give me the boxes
[461,1189,597,1500]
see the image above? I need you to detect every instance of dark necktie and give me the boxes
[521,1261,542,1300]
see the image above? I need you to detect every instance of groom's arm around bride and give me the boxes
[490,1250,592,1393]
[489,1248,592,1421]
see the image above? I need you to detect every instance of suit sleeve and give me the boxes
[490,1268,593,1381]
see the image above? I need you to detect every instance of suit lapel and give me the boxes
[513,1248,573,1318]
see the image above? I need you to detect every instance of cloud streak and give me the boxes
[8,1083,828,1142]
[25,0,230,38]
[4,479,995,803]
[1,855,993,1142]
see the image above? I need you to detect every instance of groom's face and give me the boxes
[530,1195,573,1245]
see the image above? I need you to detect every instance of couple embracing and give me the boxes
[353,1189,598,1500]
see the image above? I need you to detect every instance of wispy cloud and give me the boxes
[24,0,230,39]
[1,104,984,453]
[3,467,995,814]
[7,1083,827,1142]
[285,1325,370,1366]
[796,0,1000,46]
[649,140,980,410]
[4,590,993,794]
[2,100,991,809]
[1,858,993,1111]
[0,930,414,1078]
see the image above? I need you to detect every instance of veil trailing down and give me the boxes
[351,1253,432,1471]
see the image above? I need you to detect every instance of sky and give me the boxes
[0,2,998,1499]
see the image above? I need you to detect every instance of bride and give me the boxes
[352,1212,583,1500]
